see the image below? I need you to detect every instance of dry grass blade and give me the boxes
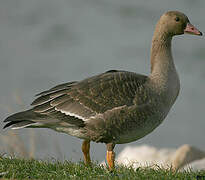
[0,131,29,158]
[29,129,35,159]
[1,91,34,158]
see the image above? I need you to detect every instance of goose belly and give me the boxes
[115,119,163,144]
[113,109,169,144]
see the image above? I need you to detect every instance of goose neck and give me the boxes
[150,32,174,77]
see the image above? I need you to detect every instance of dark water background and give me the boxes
[0,0,205,162]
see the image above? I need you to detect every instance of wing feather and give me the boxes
[50,94,71,106]
[35,81,77,97]
[30,71,148,124]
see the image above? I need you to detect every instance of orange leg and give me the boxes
[106,150,115,170]
[106,143,115,171]
[82,140,91,165]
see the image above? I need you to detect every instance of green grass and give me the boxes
[0,157,204,180]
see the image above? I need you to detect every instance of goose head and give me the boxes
[156,11,202,37]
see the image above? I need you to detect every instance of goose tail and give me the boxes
[3,110,46,129]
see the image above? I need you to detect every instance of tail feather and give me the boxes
[3,110,47,129]
[3,120,34,129]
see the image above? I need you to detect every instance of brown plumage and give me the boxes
[3,11,202,170]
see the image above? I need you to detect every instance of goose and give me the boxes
[3,11,202,170]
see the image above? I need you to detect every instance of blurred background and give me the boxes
[0,0,204,162]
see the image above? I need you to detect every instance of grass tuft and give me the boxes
[0,157,204,179]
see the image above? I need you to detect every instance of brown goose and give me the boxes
[4,11,202,170]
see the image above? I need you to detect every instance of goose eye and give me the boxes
[175,17,180,22]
